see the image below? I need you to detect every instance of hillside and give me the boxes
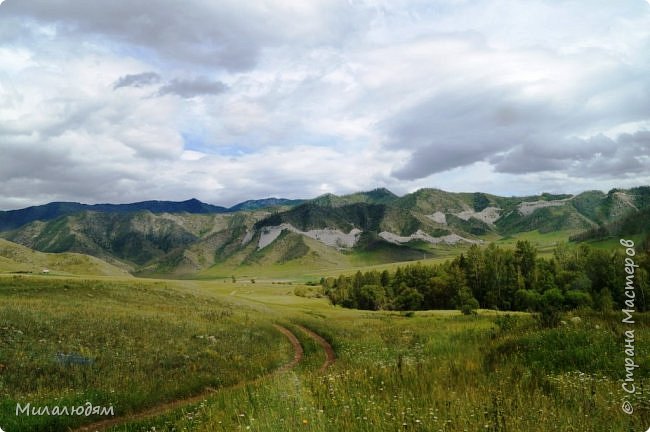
[228,198,305,212]
[2,211,268,274]
[0,238,131,277]
[310,188,399,207]
[1,186,648,277]
[0,197,308,232]
[570,206,650,244]
[0,199,228,232]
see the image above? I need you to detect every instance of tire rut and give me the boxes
[71,324,303,432]
[295,324,336,372]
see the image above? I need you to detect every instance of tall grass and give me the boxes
[2,275,649,431]
[123,309,649,431]
[0,276,289,431]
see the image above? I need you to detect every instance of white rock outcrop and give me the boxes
[454,207,501,225]
[258,225,286,249]
[427,211,447,225]
[241,229,254,246]
[257,224,362,250]
[518,198,572,216]
[378,230,480,245]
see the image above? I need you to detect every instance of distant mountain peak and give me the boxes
[228,197,305,212]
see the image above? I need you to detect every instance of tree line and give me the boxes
[321,240,650,315]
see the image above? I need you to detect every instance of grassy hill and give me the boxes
[0,238,130,276]
[310,188,399,207]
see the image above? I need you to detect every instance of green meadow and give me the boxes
[0,270,648,431]
[0,276,290,431]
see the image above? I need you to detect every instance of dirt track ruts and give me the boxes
[71,324,304,432]
[295,324,336,372]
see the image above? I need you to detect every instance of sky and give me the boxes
[1,0,650,210]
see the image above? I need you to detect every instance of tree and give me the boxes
[514,289,541,311]
[515,240,537,290]
[449,262,478,313]
[585,249,614,295]
[534,259,558,293]
[356,285,385,310]
[541,288,564,309]
[464,245,486,303]
[565,290,593,309]
[596,288,614,313]
[380,270,391,287]
[456,285,480,315]
[574,272,592,292]
[537,288,564,328]
[426,275,455,309]
[394,285,424,310]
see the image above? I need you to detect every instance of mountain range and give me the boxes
[1,186,648,277]
[0,197,303,231]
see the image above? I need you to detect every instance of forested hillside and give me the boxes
[323,238,650,318]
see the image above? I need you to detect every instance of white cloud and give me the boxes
[0,0,649,209]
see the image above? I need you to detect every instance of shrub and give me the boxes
[461,297,480,315]
[564,290,593,309]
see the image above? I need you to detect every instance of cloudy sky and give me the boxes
[1,0,650,210]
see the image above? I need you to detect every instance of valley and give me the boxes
[1,186,647,280]
[0,186,649,431]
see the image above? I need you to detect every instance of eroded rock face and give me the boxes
[427,211,447,225]
[454,207,502,225]
[517,198,572,216]
[241,229,254,246]
[257,224,362,250]
[378,230,481,245]
[258,225,286,249]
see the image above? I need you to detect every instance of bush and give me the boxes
[461,297,480,315]
[293,287,308,297]
[536,307,562,328]
[494,314,518,332]
[564,290,593,309]
[541,288,564,309]
[514,289,541,311]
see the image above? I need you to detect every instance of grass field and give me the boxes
[493,229,577,256]
[0,239,131,277]
[0,276,290,431]
[1,268,649,431]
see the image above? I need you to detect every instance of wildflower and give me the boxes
[303,419,308,425]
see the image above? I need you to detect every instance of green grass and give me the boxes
[0,276,290,431]
[107,307,649,432]
[1,269,649,431]
[584,234,645,251]
[494,229,576,256]
[0,238,130,277]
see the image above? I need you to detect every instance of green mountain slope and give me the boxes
[496,204,596,234]
[1,186,648,277]
[0,238,130,276]
[3,211,198,267]
[310,188,399,207]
